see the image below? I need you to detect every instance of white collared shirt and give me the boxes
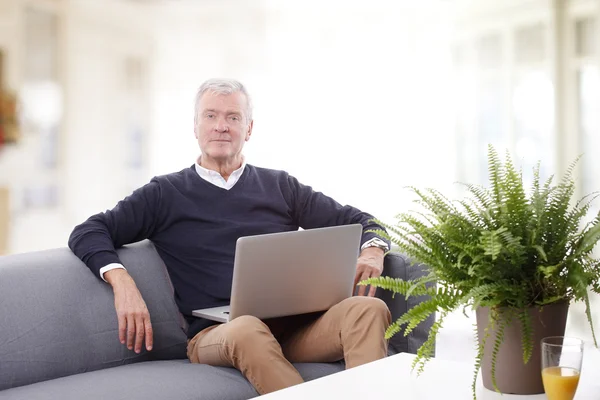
[194,157,246,190]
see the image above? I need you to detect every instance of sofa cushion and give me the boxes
[0,242,188,390]
[0,360,345,400]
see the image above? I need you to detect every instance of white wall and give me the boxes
[0,0,156,252]
[2,0,457,253]
[62,0,155,225]
[150,0,456,225]
[150,1,267,175]
[0,0,66,253]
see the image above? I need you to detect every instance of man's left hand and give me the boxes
[353,247,385,297]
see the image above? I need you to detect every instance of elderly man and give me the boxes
[68,78,391,394]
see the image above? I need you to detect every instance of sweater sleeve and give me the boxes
[286,174,390,249]
[68,179,162,279]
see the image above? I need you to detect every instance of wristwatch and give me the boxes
[361,237,389,252]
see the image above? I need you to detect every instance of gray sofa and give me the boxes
[0,240,433,400]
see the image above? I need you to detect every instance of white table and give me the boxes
[261,348,600,399]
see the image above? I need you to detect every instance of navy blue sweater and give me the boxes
[68,164,389,337]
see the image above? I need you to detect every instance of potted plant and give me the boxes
[362,145,600,398]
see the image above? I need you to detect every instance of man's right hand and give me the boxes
[105,269,153,353]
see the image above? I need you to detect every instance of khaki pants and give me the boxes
[187,296,391,394]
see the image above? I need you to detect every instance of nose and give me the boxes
[214,116,229,132]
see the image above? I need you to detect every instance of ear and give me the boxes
[245,120,253,142]
[193,125,198,139]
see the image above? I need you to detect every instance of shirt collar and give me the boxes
[194,156,246,181]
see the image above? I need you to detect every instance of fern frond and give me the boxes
[490,308,512,392]
[412,310,445,376]
[463,183,494,218]
[384,319,404,338]
[463,283,502,310]
[360,276,431,298]
[583,291,598,346]
[479,228,506,260]
[487,145,504,207]
[394,297,445,336]
[472,320,490,400]
[518,308,533,363]
[576,219,600,257]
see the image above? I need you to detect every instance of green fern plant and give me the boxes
[362,145,600,399]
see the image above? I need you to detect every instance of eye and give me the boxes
[205,113,215,119]
[230,115,240,121]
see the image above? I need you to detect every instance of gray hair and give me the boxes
[194,78,253,128]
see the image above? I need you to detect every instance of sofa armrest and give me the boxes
[375,252,435,356]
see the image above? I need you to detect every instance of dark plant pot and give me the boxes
[476,302,569,394]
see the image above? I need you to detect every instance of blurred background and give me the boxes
[0,0,598,361]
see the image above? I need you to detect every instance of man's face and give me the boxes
[195,91,252,164]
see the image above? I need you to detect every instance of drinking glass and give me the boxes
[541,336,584,400]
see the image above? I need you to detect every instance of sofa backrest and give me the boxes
[0,241,188,391]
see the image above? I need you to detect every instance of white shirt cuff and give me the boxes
[99,263,126,282]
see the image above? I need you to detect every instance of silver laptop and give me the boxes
[192,224,362,323]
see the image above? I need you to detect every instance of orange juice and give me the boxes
[542,366,580,400]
